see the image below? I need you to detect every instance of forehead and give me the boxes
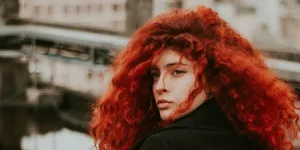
[151,49,192,66]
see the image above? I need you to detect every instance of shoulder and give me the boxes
[138,128,200,150]
[136,134,170,150]
[134,127,261,150]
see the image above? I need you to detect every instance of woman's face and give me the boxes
[150,49,208,121]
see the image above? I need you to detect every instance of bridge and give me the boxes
[0,25,128,98]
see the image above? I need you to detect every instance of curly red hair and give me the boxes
[90,6,300,150]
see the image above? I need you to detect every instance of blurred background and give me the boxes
[0,0,300,150]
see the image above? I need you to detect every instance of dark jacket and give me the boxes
[131,99,263,150]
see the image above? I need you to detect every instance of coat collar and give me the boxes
[170,98,234,131]
[130,98,236,150]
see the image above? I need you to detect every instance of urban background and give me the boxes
[0,0,300,150]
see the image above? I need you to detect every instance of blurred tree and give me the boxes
[125,0,153,35]
[0,0,4,25]
[0,0,19,25]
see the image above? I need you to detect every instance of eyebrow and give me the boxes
[150,62,187,70]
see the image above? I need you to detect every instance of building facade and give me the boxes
[19,0,127,32]
[18,0,300,47]
[153,0,270,41]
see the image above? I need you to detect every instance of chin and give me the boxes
[159,109,189,121]
[159,110,180,121]
[159,109,172,121]
[159,113,170,121]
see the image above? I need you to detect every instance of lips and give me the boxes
[157,99,171,104]
[156,99,172,108]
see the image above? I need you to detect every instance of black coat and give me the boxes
[131,99,263,150]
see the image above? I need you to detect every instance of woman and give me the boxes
[90,6,300,150]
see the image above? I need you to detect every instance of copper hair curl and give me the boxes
[90,6,300,150]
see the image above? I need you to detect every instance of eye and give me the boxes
[171,70,187,76]
[150,72,160,80]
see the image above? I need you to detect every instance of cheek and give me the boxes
[173,75,196,101]
[152,84,158,96]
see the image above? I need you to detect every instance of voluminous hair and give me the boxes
[90,6,300,150]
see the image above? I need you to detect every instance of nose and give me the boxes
[154,75,168,93]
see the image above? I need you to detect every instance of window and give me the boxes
[235,5,256,15]
[112,4,118,12]
[111,20,118,28]
[23,3,28,8]
[281,17,288,37]
[214,0,226,3]
[34,6,40,15]
[280,0,287,6]
[99,4,103,12]
[64,5,69,14]
[48,6,53,15]
[48,47,59,55]
[94,48,113,65]
[280,16,298,38]
[168,0,182,8]
[87,5,91,13]
[279,0,300,6]
[76,5,80,14]
[53,44,90,61]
